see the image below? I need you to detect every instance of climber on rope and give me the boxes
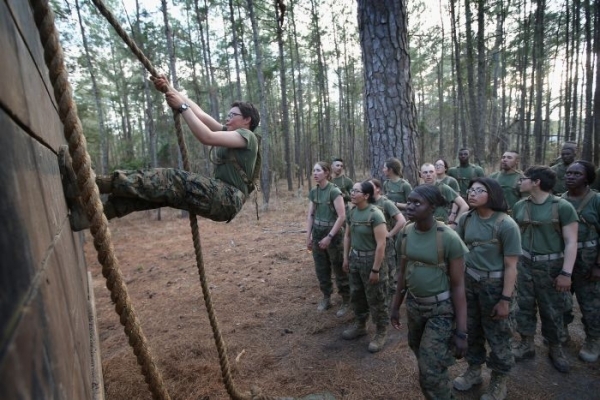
[59,75,261,231]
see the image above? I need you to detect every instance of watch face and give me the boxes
[179,104,189,112]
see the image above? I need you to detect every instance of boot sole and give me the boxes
[452,378,483,391]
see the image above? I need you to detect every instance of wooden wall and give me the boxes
[0,1,100,398]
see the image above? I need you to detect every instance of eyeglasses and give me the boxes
[350,189,363,194]
[518,177,531,183]
[227,112,242,119]
[467,187,488,195]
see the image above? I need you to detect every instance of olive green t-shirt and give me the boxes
[561,191,600,242]
[214,128,259,196]
[488,170,524,211]
[448,164,485,197]
[383,178,412,204]
[512,195,579,254]
[438,175,460,192]
[551,161,569,195]
[432,182,459,222]
[396,223,469,297]
[347,205,386,251]
[373,196,401,231]
[308,182,342,226]
[332,175,354,204]
[456,211,522,272]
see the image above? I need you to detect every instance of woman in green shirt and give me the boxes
[390,184,468,400]
[453,178,521,400]
[341,181,388,353]
[382,157,412,212]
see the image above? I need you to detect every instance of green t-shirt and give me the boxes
[456,211,522,272]
[397,222,469,297]
[347,205,386,251]
[308,182,342,226]
[488,170,525,211]
[373,196,401,231]
[448,164,485,197]
[512,195,579,254]
[214,128,259,196]
[437,175,460,192]
[561,191,600,242]
[383,178,412,204]
[432,182,459,222]
[551,161,569,195]
[332,175,354,204]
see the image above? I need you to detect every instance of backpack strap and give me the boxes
[520,195,561,234]
[209,131,262,193]
[400,221,447,273]
[464,211,508,251]
[561,189,597,232]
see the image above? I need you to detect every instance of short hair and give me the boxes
[385,158,403,177]
[421,162,435,171]
[469,177,508,212]
[524,165,556,192]
[332,157,344,164]
[315,161,332,180]
[370,178,383,190]
[459,148,470,153]
[570,160,596,185]
[411,185,447,208]
[359,180,376,204]
[232,101,260,132]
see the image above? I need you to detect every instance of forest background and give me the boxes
[52,0,600,208]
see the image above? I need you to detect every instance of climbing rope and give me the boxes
[31,1,169,399]
[34,0,277,398]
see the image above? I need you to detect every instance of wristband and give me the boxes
[455,330,468,340]
[559,270,572,278]
[371,269,380,274]
[500,294,511,302]
[327,233,334,239]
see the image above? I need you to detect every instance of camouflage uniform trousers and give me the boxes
[385,236,398,300]
[464,273,515,374]
[348,251,389,328]
[103,168,246,222]
[516,257,569,344]
[311,226,350,300]
[406,297,456,400]
[564,246,600,339]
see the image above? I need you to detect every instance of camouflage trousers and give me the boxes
[348,252,389,328]
[385,236,398,300]
[311,227,350,300]
[565,246,600,339]
[406,298,456,400]
[101,168,246,222]
[464,272,515,374]
[516,257,568,344]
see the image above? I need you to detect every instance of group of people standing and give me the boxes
[305,144,600,400]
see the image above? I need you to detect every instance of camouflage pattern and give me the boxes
[570,246,600,339]
[311,225,350,300]
[516,257,569,344]
[104,168,245,222]
[385,236,398,299]
[464,274,516,374]
[348,252,388,328]
[406,298,456,400]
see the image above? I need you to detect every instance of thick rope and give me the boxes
[88,1,278,399]
[31,1,170,399]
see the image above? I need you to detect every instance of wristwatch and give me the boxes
[178,103,190,113]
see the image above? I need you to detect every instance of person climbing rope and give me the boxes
[59,75,261,230]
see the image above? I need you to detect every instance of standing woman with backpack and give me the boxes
[306,162,351,317]
[563,161,600,363]
[390,185,468,400]
[382,157,413,213]
[452,178,521,400]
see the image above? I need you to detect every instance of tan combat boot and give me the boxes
[549,343,570,373]
[453,364,483,391]
[317,296,331,312]
[480,371,508,400]
[336,298,350,318]
[367,326,387,353]
[579,337,600,362]
[342,320,367,340]
[512,335,535,361]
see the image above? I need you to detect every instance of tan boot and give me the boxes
[453,364,482,391]
[480,371,508,400]
[367,326,387,353]
[549,343,570,373]
[95,175,113,194]
[317,296,331,312]
[579,337,600,362]
[342,320,367,340]
[336,299,350,318]
[512,335,535,361]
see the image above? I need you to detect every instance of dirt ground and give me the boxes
[84,185,600,400]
